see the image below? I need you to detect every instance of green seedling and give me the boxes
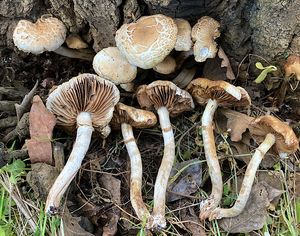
[255,62,277,83]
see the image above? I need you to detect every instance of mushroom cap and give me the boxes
[249,115,299,154]
[65,34,88,49]
[153,55,176,74]
[284,55,300,80]
[191,16,220,62]
[13,16,67,54]
[93,47,137,84]
[136,80,195,117]
[46,73,120,136]
[111,103,157,129]
[186,78,251,107]
[115,14,178,69]
[174,18,193,51]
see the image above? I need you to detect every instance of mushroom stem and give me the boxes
[200,98,223,220]
[54,46,95,61]
[45,112,94,214]
[121,123,150,221]
[147,106,175,230]
[209,133,276,220]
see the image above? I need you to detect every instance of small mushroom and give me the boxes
[137,81,194,230]
[93,47,137,91]
[186,78,251,220]
[45,73,120,214]
[191,16,220,62]
[174,18,193,51]
[13,16,94,61]
[153,55,176,74]
[284,55,300,80]
[115,14,178,69]
[65,34,88,49]
[209,115,299,219]
[111,103,157,221]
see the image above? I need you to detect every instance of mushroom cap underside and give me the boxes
[46,73,120,134]
[137,80,194,117]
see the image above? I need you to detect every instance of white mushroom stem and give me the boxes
[45,112,94,214]
[199,98,223,220]
[54,46,95,61]
[147,106,175,230]
[121,123,150,221]
[209,133,276,220]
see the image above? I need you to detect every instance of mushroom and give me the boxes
[174,18,193,52]
[115,14,178,69]
[191,16,220,62]
[137,81,194,230]
[284,55,300,81]
[92,47,137,91]
[65,34,88,49]
[153,55,177,74]
[209,115,299,220]
[186,78,251,220]
[45,73,120,214]
[13,16,94,61]
[111,103,157,221]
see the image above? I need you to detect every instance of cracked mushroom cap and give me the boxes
[111,103,157,129]
[174,18,193,51]
[191,16,220,62]
[284,55,300,80]
[46,73,120,137]
[186,78,251,107]
[136,80,194,117]
[115,14,178,69]
[93,47,137,84]
[13,16,67,54]
[249,115,299,154]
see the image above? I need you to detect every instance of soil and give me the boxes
[0,0,300,235]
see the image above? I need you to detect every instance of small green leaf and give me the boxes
[296,198,300,224]
[255,62,265,70]
[254,62,277,83]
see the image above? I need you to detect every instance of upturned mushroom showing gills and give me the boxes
[191,16,220,62]
[13,16,94,61]
[115,14,178,69]
[186,78,251,220]
[111,103,157,222]
[209,115,299,220]
[137,81,194,230]
[45,73,120,214]
[284,55,300,81]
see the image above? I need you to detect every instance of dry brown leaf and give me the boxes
[221,109,254,142]
[219,181,282,233]
[218,47,235,80]
[181,207,206,236]
[59,208,94,236]
[26,95,56,165]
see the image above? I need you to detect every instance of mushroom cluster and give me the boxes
[12,13,299,233]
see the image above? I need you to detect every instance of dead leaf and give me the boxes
[220,109,254,142]
[181,207,206,236]
[26,95,56,165]
[219,181,282,233]
[99,174,121,236]
[218,47,235,81]
[167,159,202,202]
[60,208,94,236]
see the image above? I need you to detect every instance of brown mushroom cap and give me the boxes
[111,103,157,129]
[115,14,178,69]
[249,115,299,154]
[186,78,251,107]
[153,55,176,74]
[174,19,192,51]
[191,16,220,62]
[136,80,194,117]
[13,16,67,54]
[284,55,300,80]
[65,34,88,49]
[46,73,120,136]
[93,47,137,84]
